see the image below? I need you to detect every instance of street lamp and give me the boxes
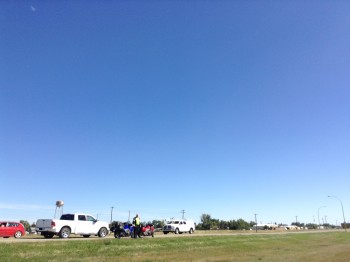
[328,195,347,232]
[318,206,326,229]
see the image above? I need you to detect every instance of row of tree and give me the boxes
[110,214,341,231]
[196,214,254,230]
[111,214,255,230]
[196,214,340,230]
[20,215,340,234]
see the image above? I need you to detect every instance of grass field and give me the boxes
[1,231,350,261]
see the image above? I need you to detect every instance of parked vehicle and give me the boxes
[0,221,26,238]
[140,223,154,237]
[35,213,109,238]
[163,219,195,234]
[111,222,155,238]
[111,222,134,238]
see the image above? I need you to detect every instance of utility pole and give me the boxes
[110,206,114,224]
[254,214,258,233]
[180,210,185,219]
[318,206,326,229]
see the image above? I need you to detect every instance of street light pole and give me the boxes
[318,206,326,229]
[328,195,347,232]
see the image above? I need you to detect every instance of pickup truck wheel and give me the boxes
[98,227,108,238]
[189,228,194,234]
[175,228,179,234]
[59,227,71,238]
[14,231,23,238]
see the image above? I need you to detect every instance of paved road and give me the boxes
[0,229,344,243]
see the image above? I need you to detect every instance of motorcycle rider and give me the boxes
[133,214,140,238]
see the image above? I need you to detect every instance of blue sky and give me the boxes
[1,1,349,226]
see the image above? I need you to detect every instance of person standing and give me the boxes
[133,214,140,238]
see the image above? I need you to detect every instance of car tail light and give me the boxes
[51,221,56,227]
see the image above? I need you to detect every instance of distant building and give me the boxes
[253,223,278,230]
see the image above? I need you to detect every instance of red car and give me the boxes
[0,221,26,238]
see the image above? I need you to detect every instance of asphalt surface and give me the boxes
[0,229,344,243]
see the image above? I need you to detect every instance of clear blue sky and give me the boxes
[1,1,349,226]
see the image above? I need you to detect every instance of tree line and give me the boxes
[20,214,339,233]
[196,214,339,230]
[196,214,254,230]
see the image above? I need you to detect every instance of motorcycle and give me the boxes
[139,223,155,237]
[112,222,134,238]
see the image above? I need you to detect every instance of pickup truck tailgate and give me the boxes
[36,219,53,230]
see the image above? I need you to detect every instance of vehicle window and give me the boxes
[174,221,179,224]
[60,214,74,220]
[87,216,95,222]
[183,221,186,224]
[78,215,86,221]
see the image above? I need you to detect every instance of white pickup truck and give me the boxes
[35,213,109,238]
[163,219,195,234]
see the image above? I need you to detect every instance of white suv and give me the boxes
[163,219,195,234]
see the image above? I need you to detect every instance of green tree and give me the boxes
[236,218,250,230]
[152,220,165,229]
[305,223,318,229]
[218,220,229,229]
[20,220,31,233]
[200,214,212,230]
[198,214,252,230]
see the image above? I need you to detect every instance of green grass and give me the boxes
[1,231,350,261]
